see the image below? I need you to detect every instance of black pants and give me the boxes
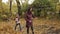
[15,23,21,31]
[27,25,34,34]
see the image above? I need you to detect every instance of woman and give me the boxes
[25,7,35,34]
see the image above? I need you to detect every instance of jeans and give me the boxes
[15,23,21,31]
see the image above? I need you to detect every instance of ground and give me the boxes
[0,18,60,34]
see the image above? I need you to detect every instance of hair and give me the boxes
[27,7,32,14]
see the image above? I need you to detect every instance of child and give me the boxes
[15,14,22,31]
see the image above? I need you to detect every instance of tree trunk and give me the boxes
[10,0,12,16]
[16,0,21,16]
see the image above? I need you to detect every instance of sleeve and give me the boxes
[32,14,35,18]
[24,13,29,21]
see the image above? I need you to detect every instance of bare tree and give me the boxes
[10,0,12,16]
[16,0,21,16]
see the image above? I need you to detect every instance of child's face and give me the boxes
[16,14,19,17]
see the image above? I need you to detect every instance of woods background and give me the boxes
[0,0,60,20]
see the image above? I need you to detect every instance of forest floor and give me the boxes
[0,18,60,34]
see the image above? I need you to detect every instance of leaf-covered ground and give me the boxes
[0,18,60,34]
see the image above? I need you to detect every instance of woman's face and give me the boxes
[30,8,32,11]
